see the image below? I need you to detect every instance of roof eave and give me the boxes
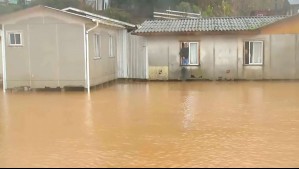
[132,30,260,36]
[62,7,136,29]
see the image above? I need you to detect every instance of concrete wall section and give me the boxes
[214,36,238,80]
[147,36,169,80]
[167,37,181,80]
[29,24,58,88]
[4,16,85,89]
[199,36,214,80]
[57,24,85,87]
[145,34,299,81]
[88,26,118,86]
[270,35,296,79]
[5,24,31,88]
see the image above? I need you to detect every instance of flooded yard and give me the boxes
[0,81,299,167]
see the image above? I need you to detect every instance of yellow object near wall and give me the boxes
[149,66,168,80]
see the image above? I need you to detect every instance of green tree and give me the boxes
[30,0,81,9]
[102,8,132,23]
[222,0,232,16]
[192,4,200,13]
[176,1,192,12]
[17,0,26,6]
[0,4,23,15]
[176,1,200,13]
[202,4,214,17]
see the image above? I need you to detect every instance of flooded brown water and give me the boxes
[0,81,299,167]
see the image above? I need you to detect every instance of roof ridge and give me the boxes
[145,15,288,22]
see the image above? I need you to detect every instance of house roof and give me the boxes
[62,7,136,29]
[134,16,287,34]
[0,6,136,29]
[45,6,127,29]
[288,0,299,5]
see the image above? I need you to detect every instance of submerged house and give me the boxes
[0,5,146,92]
[133,15,299,81]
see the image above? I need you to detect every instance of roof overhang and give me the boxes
[62,7,136,29]
[132,30,260,36]
[0,5,134,30]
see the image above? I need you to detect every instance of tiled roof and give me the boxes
[134,16,287,34]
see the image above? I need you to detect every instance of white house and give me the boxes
[0,6,147,93]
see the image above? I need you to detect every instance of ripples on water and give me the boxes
[0,81,299,167]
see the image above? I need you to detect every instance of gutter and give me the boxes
[85,20,99,94]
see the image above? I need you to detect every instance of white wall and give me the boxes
[117,30,147,79]
[0,30,2,81]
[145,34,299,81]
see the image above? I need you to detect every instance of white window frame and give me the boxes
[180,41,200,66]
[7,31,23,47]
[188,42,199,65]
[94,34,101,59]
[244,41,264,66]
[109,34,114,58]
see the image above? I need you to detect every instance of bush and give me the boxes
[102,8,132,23]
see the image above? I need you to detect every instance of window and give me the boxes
[8,32,22,46]
[94,34,101,58]
[109,35,114,57]
[180,42,200,66]
[244,41,263,65]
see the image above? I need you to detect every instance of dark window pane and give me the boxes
[250,42,254,64]
[10,33,15,45]
[15,34,21,45]
[245,42,250,64]
[180,42,189,65]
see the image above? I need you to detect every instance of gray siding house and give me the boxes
[0,6,137,92]
[133,15,299,81]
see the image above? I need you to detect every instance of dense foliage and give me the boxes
[0,0,288,23]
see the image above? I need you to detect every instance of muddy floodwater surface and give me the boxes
[0,81,299,168]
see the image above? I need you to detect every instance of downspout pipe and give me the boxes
[85,20,99,94]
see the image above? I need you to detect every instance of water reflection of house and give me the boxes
[0,6,146,92]
[133,15,299,81]
[287,0,299,15]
